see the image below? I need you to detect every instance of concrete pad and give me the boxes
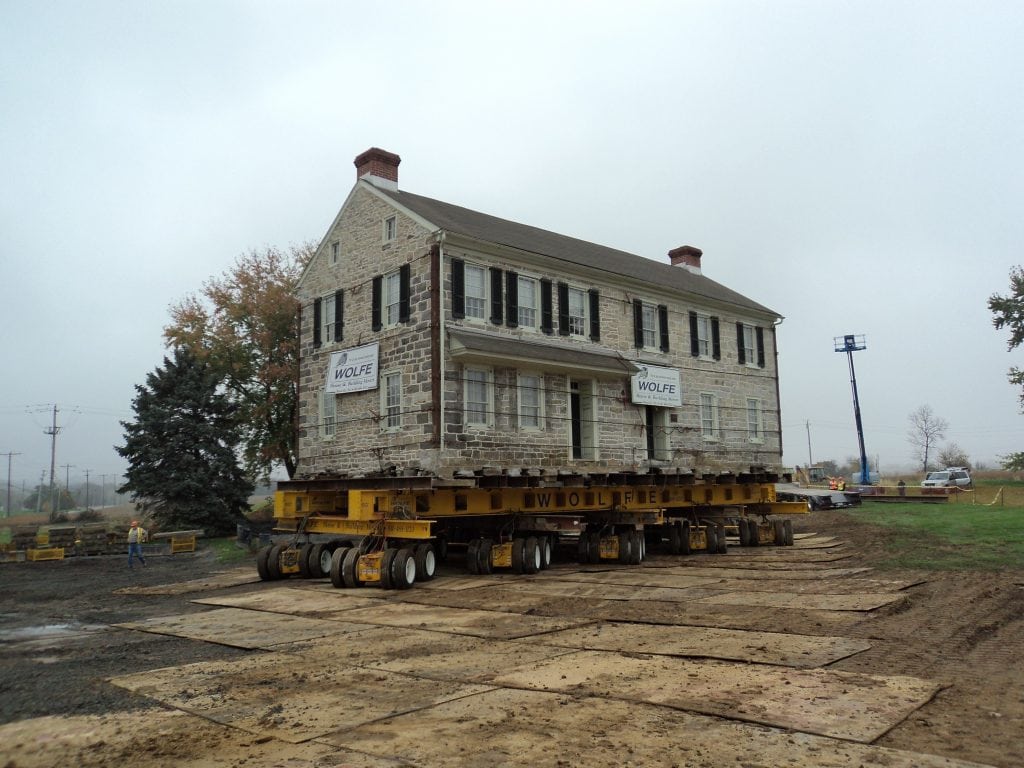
[327,688,992,767]
[113,567,259,595]
[110,653,493,744]
[529,621,871,667]
[703,590,904,611]
[116,607,358,648]
[492,651,941,742]
[337,601,594,639]
[192,584,380,617]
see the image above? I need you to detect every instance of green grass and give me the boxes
[204,536,254,565]
[851,502,1024,570]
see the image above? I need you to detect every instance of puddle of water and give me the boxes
[0,623,108,642]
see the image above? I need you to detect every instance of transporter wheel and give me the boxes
[577,534,590,564]
[329,546,346,588]
[341,547,363,588]
[477,538,494,575]
[737,519,750,547]
[266,544,284,579]
[297,543,315,578]
[587,531,601,564]
[773,519,786,546]
[256,544,273,581]
[311,542,339,579]
[617,532,632,564]
[668,524,682,555]
[414,542,437,581]
[748,521,760,547]
[784,519,794,546]
[704,526,717,555]
[717,524,728,554]
[467,539,481,574]
[680,521,691,555]
[630,530,643,565]
[524,537,541,574]
[380,548,397,590]
[539,536,553,570]
[434,537,448,563]
[391,548,416,589]
[512,538,526,574]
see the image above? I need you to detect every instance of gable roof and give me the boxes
[372,185,779,319]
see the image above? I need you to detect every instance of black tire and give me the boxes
[434,536,448,563]
[587,531,601,563]
[774,519,786,546]
[617,532,632,564]
[266,544,284,579]
[414,542,436,581]
[539,535,553,569]
[668,524,682,555]
[748,521,760,547]
[717,524,728,554]
[477,538,494,574]
[511,538,526,574]
[256,544,273,581]
[380,548,397,590]
[577,534,589,564]
[704,526,717,555]
[630,530,643,565]
[309,542,333,578]
[329,546,346,588]
[784,519,794,546]
[738,519,750,547]
[342,547,362,588]
[392,548,416,589]
[680,521,691,555]
[524,537,541,574]
[297,543,314,578]
[467,539,481,574]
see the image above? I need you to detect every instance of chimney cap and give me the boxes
[668,245,703,260]
[354,147,401,186]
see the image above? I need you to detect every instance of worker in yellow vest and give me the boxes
[128,520,148,569]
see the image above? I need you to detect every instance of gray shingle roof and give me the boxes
[374,185,778,318]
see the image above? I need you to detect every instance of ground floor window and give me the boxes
[319,390,336,438]
[464,367,492,426]
[518,372,543,429]
[699,392,718,440]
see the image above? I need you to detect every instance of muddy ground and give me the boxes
[1,511,1022,767]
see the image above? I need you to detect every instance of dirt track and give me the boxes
[1,511,1022,767]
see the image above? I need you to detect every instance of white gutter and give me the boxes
[439,230,447,454]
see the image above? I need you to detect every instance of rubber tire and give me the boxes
[539,536,553,570]
[617,532,632,564]
[749,521,760,547]
[704,526,717,555]
[738,519,750,547]
[668,524,682,555]
[308,543,327,578]
[477,538,494,574]
[256,544,273,581]
[414,542,436,581]
[341,547,362,588]
[577,534,590,564]
[784,519,794,546]
[512,538,526,574]
[297,543,314,578]
[587,531,601,563]
[467,539,481,574]
[717,524,728,554]
[524,537,541,574]
[266,544,284,579]
[434,537,448,563]
[380,548,397,590]
[629,530,643,565]
[774,519,786,546]
[680,521,691,555]
[392,548,416,589]
[329,546,346,588]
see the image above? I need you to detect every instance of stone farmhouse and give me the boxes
[295,148,784,480]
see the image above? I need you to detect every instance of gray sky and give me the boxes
[2,0,1022,495]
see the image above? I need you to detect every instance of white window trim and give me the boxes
[321,293,337,343]
[747,397,764,443]
[569,378,599,460]
[384,270,402,327]
[699,392,719,441]
[383,215,397,243]
[517,371,544,430]
[463,366,493,427]
[696,314,713,359]
[330,241,340,265]
[741,324,758,368]
[641,302,657,348]
[517,274,540,331]
[567,286,588,337]
[319,390,336,439]
[463,262,488,322]
[380,370,402,432]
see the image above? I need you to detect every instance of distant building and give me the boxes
[295,147,784,479]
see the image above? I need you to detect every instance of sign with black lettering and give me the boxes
[631,364,682,407]
[325,342,379,394]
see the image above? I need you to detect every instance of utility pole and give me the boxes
[834,334,870,486]
[2,452,20,518]
[84,468,91,509]
[36,469,45,515]
[44,405,61,521]
[805,421,813,467]
[99,474,110,508]
[60,463,74,513]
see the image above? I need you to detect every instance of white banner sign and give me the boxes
[324,342,380,394]
[631,364,682,407]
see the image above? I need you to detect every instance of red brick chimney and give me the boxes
[354,147,401,185]
[668,245,703,274]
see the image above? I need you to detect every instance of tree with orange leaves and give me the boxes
[165,244,313,480]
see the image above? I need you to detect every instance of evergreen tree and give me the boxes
[117,348,253,533]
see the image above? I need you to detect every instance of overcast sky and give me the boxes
[2,0,1022,496]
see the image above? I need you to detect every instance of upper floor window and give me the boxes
[747,397,764,442]
[371,265,411,331]
[518,372,543,429]
[567,287,587,336]
[383,215,397,243]
[736,323,766,367]
[700,392,719,440]
[464,367,492,426]
[313,290,343,346]
[517,276,539,329]
[464,264,487,320]
[633,301,669,351]
[385,271,402,325]
[689,312,721,360]
[330,241,340,265]
[382,371,402,431]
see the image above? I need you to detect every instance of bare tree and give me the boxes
[907,405,948,472]
[937,443,971,470]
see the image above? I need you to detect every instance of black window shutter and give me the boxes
[334,289,344,342]
[399,264,411,323]
[451,258,465,319]
[658,305,669,352]
[371,275,382,332]
[313,297,322,347]
[489,267,503,325]
[505,271,519,328]
[711,317,721,360]
[588,289,600,341]
[633,300,644,348]
[689,311,699,357]
[540,279,553,335]
[736,323,746,365]
[557,282,570,336]
[756,326,765,368]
